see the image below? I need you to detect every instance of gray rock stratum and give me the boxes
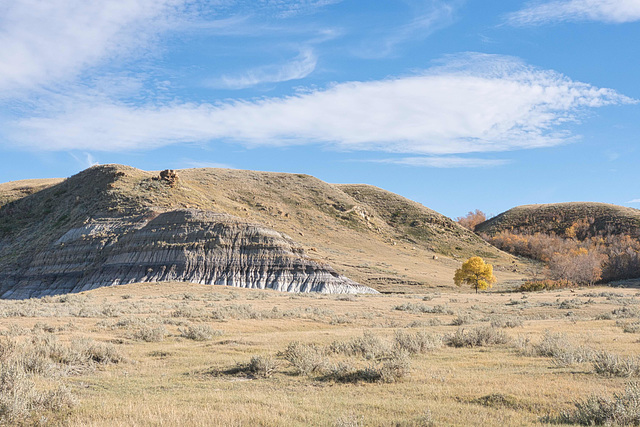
[0,209,375,299]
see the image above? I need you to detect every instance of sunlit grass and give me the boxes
[1,282,639,425]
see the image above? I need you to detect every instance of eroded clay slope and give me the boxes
[0,209,374,299]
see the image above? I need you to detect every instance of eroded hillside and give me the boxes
[0,165,524,297]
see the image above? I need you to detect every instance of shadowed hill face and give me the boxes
[0,164,523,297]
[0,178,65,208]
[476,202,640,238]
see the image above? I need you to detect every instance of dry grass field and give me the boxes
[3,282,640,426]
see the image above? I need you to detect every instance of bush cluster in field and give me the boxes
[221,326,559,384]
[394,303,453,315]
[0,291,366,326]
[284,330,442,383]
[178,324,224,341]
[0,333,123,424]
[517,330,640,378]
[219,330,444,384]
[445,326,511,348]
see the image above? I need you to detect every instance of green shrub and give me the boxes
[320,352,411,384]
[451,314,474,326]
[520,331,592,367]
[0,363,75,425]
[393,303,452,315]
[78,340,124,365]
[490,316,524,329]
[328,331,391,360]
[246,355,279,378]
[620,321,640,334]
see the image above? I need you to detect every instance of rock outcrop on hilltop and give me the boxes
[0,209,375,299]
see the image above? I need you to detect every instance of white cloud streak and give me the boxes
[507,0,640,25]
[181,160,236,169]
[359,0,459,58]
[269,0,343,18]
[628,199,640,203]
[208,49,318,89]
[373,157,511,168]
[0,0,188,95]
[70,152,99,168]
[7,54,634,154]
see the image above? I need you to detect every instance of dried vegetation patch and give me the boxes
[0,282,640,425]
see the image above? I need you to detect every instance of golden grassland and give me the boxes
[3,282,640,426]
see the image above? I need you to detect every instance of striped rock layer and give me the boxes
[0,209,376,299]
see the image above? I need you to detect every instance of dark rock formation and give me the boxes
[0,209,375,299]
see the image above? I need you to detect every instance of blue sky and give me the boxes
[1,0,639,218]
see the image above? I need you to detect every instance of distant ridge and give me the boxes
[476,202,640,238]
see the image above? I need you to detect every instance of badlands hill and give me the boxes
[476,202,640,238]
[0,165,521,299]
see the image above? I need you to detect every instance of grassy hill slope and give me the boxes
[476,202,640,238]
[0,165,525,292]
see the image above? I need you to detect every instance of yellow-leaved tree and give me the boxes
[454,256,497,293]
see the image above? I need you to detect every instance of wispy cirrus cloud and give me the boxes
[372,156,511,168]
[0,1,336,97]
[0,0,191,95]
[507,0,640,25]
[207,49,318,89]
[180,160,236,169]
[268,0,343,18]
[628,199,640,203]
[359,0,460,57]
[69,152,99,169]
[6,54,634,155]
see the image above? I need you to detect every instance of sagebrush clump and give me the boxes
[178,324,223,341]
[518,331,592,367]
[445,327,510,348]
[556,382,640,425]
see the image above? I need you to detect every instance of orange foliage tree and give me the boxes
[547,248,607,286]
[456,210,487,231]
[481,219,640,284]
